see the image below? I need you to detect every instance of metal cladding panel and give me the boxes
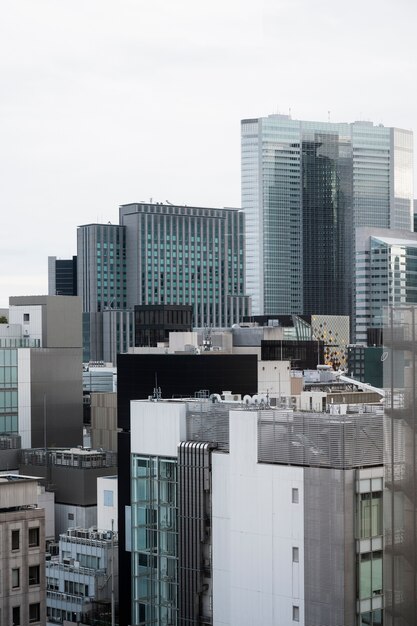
[304,467,356,626]
[186,401,231,451]
[384,306,417,626]
[257,409,383,469]
[178,441,215,625]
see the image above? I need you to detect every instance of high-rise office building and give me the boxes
[77,204,250,363]
[119,202,250,328]
[241,115,413,318]
[48,256,78,296]
[77,223,128,362]
[355,227,417,343]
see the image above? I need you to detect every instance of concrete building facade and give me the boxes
[0,296,83,448]
[0,475,46,626]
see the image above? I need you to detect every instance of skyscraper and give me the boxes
[355,227,417,343]
[77,204,250,363]
[119,202,249,328]
[241,115,413,318]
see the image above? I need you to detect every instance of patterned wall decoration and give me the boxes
[311,315,350,370]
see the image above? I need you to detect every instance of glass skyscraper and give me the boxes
[241,115,413,317]
[355,227,417,344]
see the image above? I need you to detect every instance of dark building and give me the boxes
[347,345,383,388]
[261,339,324,370]
[48,256,78,296]
[117,352,258,626]
[134,304,193,347]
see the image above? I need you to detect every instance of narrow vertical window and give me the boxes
[292,488,299,504]
[292,547,299,563]
[293,605,300,622]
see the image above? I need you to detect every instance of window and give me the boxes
[104,489,114,507]
[12,606,20,625]
[29,603,40,623]
[23,313,30,322]
[28,527,40,547]
[68,513,74,521]
[11,529,20,551]
[293,605,300,621]
[292,488,299,504]
[29,565,40,585]
[292,547,299,563]
[12,568,20,588]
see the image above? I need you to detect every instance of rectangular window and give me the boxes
[293,605,300,621]
[28,527,40,547]
[29,602,40,623]
[292,488,299,504]
[12,606,20,626]
[23,314,30,322]
[29,565,40,585]
[68,513,74,521]
[104,489,114,507]
[12,568,20,588]
[11,529,20,551]
[292,547,299,563]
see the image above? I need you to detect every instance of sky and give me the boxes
[1,0,416,307]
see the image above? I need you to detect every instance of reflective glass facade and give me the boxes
[355,228,417,343]
[241,115,413,318]
[131,454,178,626]
[0,347,18,434]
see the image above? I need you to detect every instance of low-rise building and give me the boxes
[0,474,46,626]
[46,527,118,625]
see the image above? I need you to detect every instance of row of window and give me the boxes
[12,603,40,625]
[12,564,40,588]
[11,527,40,550]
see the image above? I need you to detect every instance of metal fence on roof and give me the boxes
[257,409,383,469]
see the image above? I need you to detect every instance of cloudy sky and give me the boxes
[1,0,416,306]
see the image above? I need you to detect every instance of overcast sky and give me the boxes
[1,0,416,307]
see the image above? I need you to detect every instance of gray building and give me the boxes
[20,447,117,539]
[0,475,46,626]
[384,306,417,625]
[355,227,417,344]
[241,115,413,318]
[48,256,77,296]
[46,527,118,625]
[77,203,250,363]
[77,223,127,363]
[0,296,83,448]
[119,202,250,328]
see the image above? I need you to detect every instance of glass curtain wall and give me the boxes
[131,454,178,626]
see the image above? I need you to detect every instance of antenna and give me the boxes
[289,107,291,119]
[328,110,331,123]
[153,373,161,400]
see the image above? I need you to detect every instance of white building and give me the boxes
[129,398,383,625]
[97,475,118,532]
